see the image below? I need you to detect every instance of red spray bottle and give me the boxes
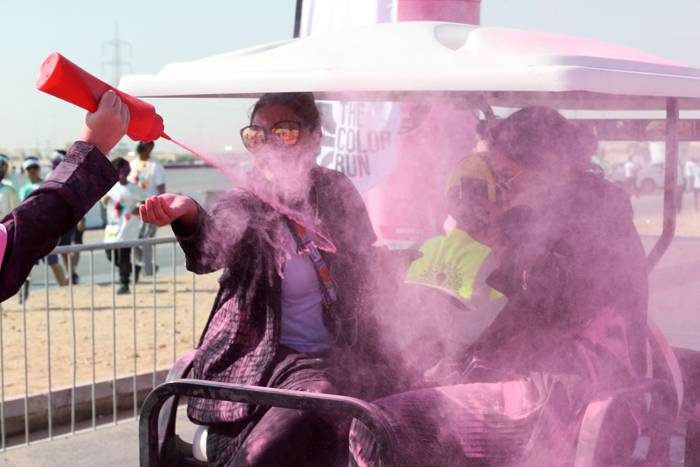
[36,52,169,142]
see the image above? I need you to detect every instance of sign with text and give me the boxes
[316,100,402,192]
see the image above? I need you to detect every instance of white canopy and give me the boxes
[119,21,700,110]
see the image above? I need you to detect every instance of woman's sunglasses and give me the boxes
[240,120,308,153]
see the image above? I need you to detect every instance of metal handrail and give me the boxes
[50,236,177,255]
[139,379,398,467]
[0,235,191,450]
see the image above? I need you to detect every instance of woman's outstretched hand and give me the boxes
[140,194,198,228]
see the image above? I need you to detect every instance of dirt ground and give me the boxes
[633,197,700,237]
[0,271,221,399]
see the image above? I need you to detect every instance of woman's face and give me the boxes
[250,104,320,177]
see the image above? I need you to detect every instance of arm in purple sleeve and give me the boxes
[171,202,220,274]
[0,142,118,301]
[171,190,250,275]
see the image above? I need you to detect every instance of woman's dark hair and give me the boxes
[490,106,596,171]
[251,92,320,130]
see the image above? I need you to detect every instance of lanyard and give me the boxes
[286,217,338,308]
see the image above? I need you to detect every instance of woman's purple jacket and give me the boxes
[0,142,118,302]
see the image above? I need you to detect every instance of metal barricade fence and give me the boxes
[0,236,212,451]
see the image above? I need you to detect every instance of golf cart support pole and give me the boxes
[647,97,679,271]
[293,0,303,38]
[139,379,398,467]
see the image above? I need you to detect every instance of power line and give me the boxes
[102,24,133,86]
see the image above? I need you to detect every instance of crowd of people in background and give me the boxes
[0,140,166,298]
[592,145,700,213]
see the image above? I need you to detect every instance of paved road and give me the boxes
[0,421,142,467]
[645,235,700,350]
[0,411,196,467]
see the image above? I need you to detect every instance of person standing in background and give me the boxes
[51,150,83,284]
[623,154,639,198]
[103,157,146,294]
[676,159,686,214]
[18,157,68,301]
[130,141,165,196]
[129,141,165,278]
[693,157,700,212]
[19,158,43,202]
[684,157,697,194]
[0,155,18,219]
[686,157,700,211]
[592,149,610,178]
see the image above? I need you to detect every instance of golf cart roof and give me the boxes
[119,21,700,110]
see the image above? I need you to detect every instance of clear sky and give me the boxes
[2,0,699,154]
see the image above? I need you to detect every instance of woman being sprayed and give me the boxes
[140,92,391,466]
[350,107,649,466]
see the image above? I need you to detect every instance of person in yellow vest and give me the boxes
[406,152,500,307]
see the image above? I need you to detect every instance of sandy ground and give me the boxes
[0,271,221,399]
[631,190,700,237]
[634,206,700,237]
